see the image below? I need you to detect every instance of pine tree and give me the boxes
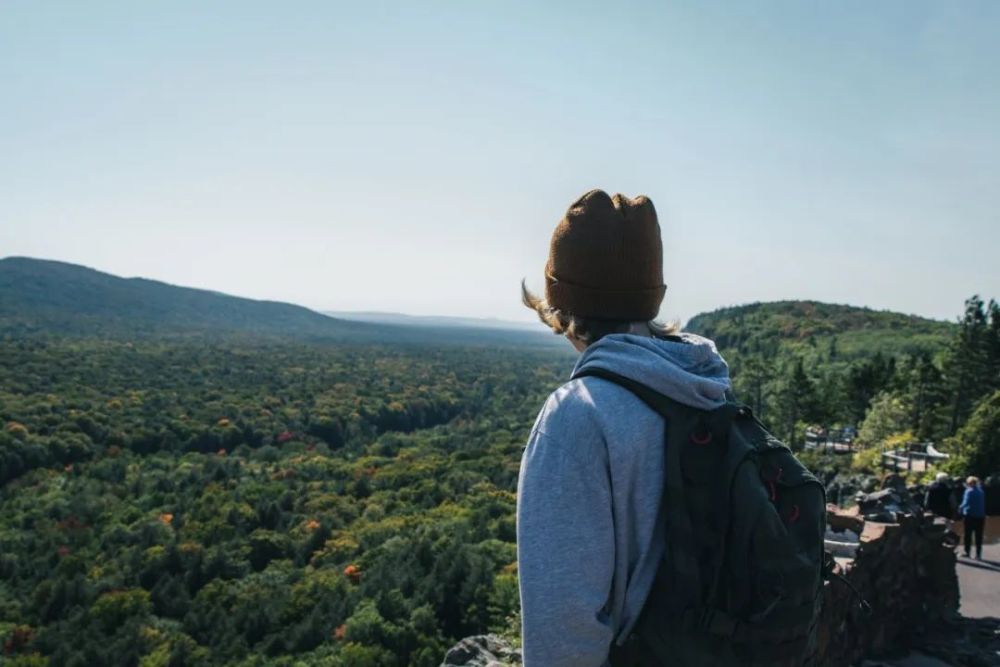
[740,354,772,419]
[899,352,946,440]
[943,296,991,435]
[774,358,819,447]
[987,299,1000,392]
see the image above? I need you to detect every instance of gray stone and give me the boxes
[441,634,521,667]
[882,473,908,493]
[855,487,920,520]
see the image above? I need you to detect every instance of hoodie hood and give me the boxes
[571,332,731,410]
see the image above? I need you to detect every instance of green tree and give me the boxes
[942,296,993,435]
[988,299,1000,384]
[89,589,152,633]
[842,352,897,424]
[773,358,819,447]
[857,392,910,448]
[739,354,772,419]
[899,352,946,440]
[944,390,1000,477]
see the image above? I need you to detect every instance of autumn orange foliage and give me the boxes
[343,564,361,583]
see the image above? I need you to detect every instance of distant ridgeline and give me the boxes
[684,299,956,432]
[685,300,954,361]
[0,257,561,348]
[686,298,1000,478]
[683,300,958,433]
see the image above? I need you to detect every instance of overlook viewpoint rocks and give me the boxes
[442,480,1000,667]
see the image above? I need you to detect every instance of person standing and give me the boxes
[516,189,731,666]
[924,472,955,519]
[959,476,986,560]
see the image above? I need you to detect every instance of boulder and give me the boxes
[855,488,920,521]
[441,635,521,667]
[827,504,864,534]
[915,615,1000,667]
[816,510,959,666]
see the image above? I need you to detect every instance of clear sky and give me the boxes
[2,1,997,324]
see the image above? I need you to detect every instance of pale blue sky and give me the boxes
[2,1,997,323]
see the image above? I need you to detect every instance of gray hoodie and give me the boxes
[516,333,731,667]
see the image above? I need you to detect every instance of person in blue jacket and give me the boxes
[959,475,986,560]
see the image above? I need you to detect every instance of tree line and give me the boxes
[726,296,1000,476]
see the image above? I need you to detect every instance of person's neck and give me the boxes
[622,322,654,337]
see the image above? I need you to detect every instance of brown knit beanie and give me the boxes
[544,189,666,321]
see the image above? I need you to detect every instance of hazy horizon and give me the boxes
[0,253,967,328]
[3,1,998,323]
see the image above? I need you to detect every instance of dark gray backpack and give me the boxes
[577,368,826,667]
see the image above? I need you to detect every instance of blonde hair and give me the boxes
[522,280,679,345]
[967,476,980,486]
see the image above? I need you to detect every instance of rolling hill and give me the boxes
[0,257,957,356]
[0,257,374,339]
[0,257,560,347]
[685,300,955,361]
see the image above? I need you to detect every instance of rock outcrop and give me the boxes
[440,634,521,667]
[818,508,959,666]
[913,616,1000,667]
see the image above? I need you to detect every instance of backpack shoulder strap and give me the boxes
[574,368,732,610]
[573,367,688,420]
[575,369,752,600]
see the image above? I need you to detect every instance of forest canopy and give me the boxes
[0,339,570,666]
[1,295,996,666]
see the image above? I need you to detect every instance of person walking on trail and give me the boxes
[516,190,825,667]
[924,472,955,519]
[960,475,986,560]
